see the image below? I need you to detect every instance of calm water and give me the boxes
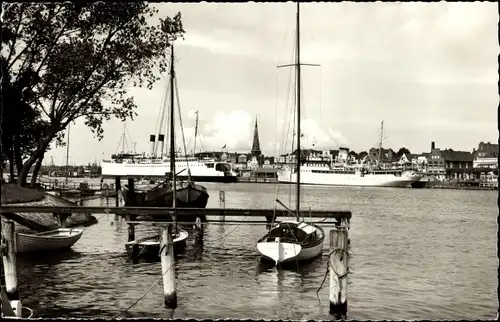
[16,183,497,320]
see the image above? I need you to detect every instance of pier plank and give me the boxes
[0,206,351,219]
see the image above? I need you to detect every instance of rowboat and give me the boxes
[125,229,188,261]
[257,221,325,265]
[16,228,84,253]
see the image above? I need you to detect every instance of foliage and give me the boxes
[396,147,411,158]
[2,2,185,185]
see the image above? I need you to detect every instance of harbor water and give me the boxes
[16,183,497,320]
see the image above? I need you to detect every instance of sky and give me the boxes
[44,2,498,165]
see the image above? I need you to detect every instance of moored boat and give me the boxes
[257,2,326,266]
[16,228,83,253]
[121,180,209,209]
[257,221,325,265]
[125,229,188,261]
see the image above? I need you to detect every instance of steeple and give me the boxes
[251,116,261,157]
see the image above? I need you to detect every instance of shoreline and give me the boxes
[1,184,98,232]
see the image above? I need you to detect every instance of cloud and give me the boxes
[180,110,254,153]
[276,118,349,153]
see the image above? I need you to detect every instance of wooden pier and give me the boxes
[0,199,352,318]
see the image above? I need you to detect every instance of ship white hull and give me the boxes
[257,240,323,264]
[101,160,237,181]
[278,169,422,187]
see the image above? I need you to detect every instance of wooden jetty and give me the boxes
[1,178,352,317]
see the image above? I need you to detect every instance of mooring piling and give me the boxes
[219,190,225,221]
[126,215,136,242]
[54,213,70,228]
[1,219,21,314]
[328,225,349,317]
[160,224,177,308]
[114,177,121,208]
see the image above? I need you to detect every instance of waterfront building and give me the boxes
[473,141,498,169]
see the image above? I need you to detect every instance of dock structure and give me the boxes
[0,194,352,317]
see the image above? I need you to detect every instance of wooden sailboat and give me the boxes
[121,45,209,212]
[256,2,325,266]
[124,45,193,260]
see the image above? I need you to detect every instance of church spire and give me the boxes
[251,116,261,157]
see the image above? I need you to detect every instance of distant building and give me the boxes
[473,141,498,169]
[368,147,397,165]
[251,116,261,158]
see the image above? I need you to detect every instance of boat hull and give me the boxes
[16,228,84,253]
[176,175,237,183]
[125,230,188,261]
[257,239,323,264]
[278,169,423,187]
[257,222,325,265]
[122,181,209,209]
[101,159,237,182]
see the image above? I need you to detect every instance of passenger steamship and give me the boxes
[101,134,238,183]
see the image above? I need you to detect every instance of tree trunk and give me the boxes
[8,153,15,183]
[14,133,23,177]
[18,136,53,187]
[30,153,45,188]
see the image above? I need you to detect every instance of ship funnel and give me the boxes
[149,134,156,157]
[158,134,165,158]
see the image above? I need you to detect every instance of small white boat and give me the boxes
[124,229,188,260]
[257,220,325,265]
[16,228,84,253]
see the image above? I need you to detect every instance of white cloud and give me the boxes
[276,118,349,153]
[181,110,254,153]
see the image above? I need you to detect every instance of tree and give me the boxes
[2,3,185,186]
[348,150,358,160]
[396,147,411,158]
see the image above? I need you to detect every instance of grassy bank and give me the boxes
[1,183,97,232]
[1,184,46,204]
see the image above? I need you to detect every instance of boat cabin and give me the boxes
[262,221,322,244]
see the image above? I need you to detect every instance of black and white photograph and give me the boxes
[0,1,498,320]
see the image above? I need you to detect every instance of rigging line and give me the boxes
[174,77,191,174]
[153,69,168,136]
[113,261,175,319]
[125,126,136,154]
[207,214,249,243]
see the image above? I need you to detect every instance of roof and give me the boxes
[478,142,498,153]
[441,150,473,162]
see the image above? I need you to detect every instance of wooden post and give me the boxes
[160,224,177,308]
[1,219,19,301]
[329,227,348,317]
[126,215,136,242]
[114,176,121,208]
[55,213,70,228]
[219,190,225,221]
[127,178,135,206]
[114,177,121,221]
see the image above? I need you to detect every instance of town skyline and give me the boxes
[43,2,497,165]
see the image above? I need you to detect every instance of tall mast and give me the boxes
[121,123,126,153]
[295,1,301,217]
[65,123,70,184]
[169,44,178,233]
[194,110,199,156]
[377,120,384,166]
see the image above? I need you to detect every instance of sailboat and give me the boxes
[256,2,325,266]
[120,45,209,212]
[124,45,196,260]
